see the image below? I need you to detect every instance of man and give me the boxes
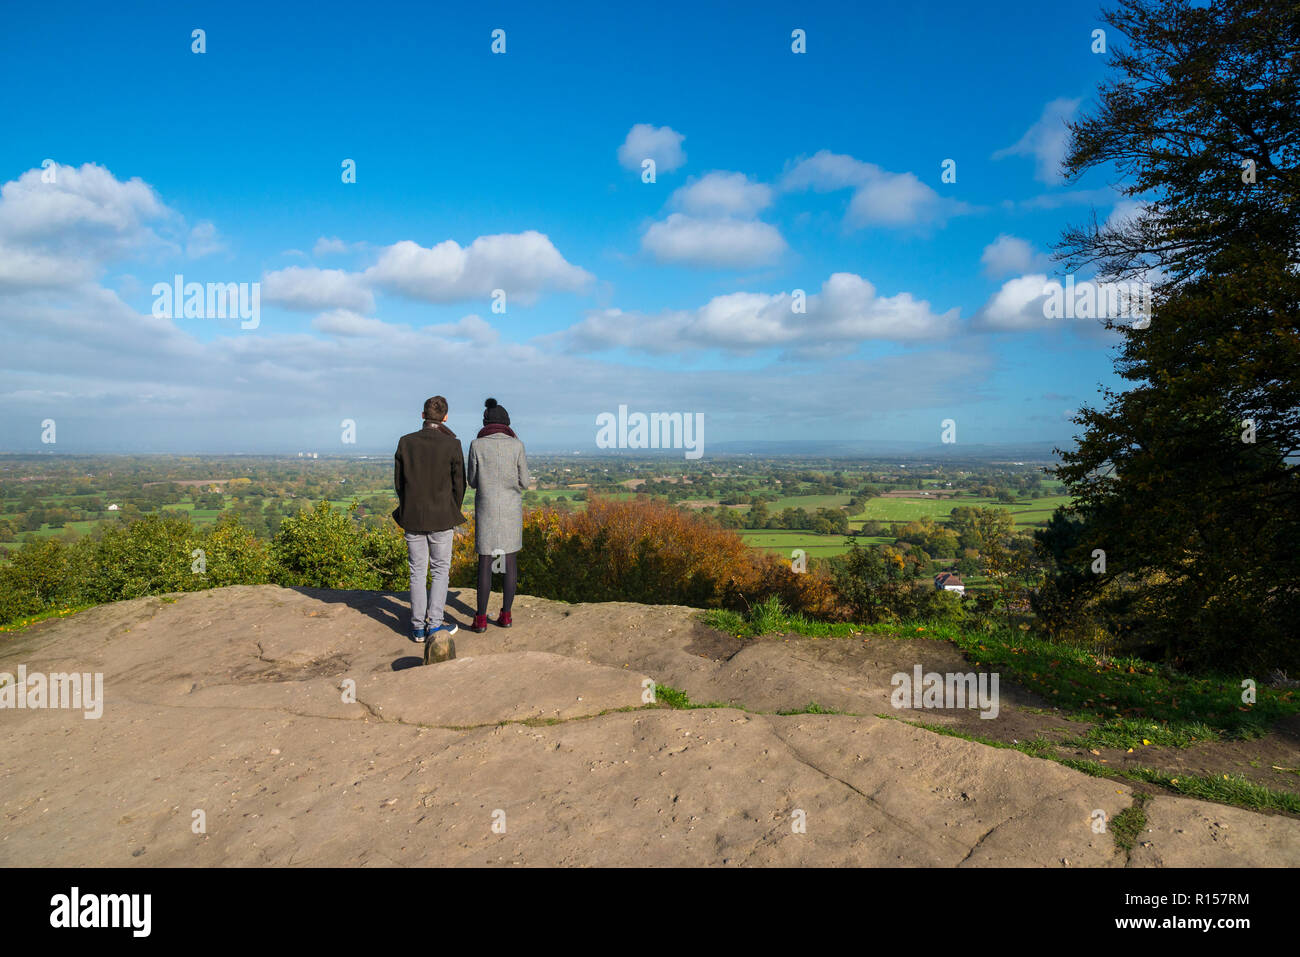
[393,396,466,642]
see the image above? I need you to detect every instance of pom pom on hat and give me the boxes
[483,397,510,426]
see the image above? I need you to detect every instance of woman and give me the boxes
[466,397,529,633]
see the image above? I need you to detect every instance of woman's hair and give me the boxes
[422,395,448,422]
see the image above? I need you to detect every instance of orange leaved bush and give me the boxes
[451,496,835,615]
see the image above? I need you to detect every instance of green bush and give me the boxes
[0,538,77,621]
[202,514,271,587]
[269,500,404,590]
[82,514,200,604]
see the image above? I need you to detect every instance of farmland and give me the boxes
[0,454,1071,590]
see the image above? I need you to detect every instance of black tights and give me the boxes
[476,552,518,617]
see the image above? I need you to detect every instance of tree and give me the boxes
[83,515,198,603]
[950,506,1012,553]
[831,539,914,623]
[717,507,745,530]
[924,527,960,559]
[816,507,849,535]
[0,538,75,621]
[953,508,1039,619]
[1049,0,1300,671]
[1058,0,1300,286]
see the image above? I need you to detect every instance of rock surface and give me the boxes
[0,584,1296,867]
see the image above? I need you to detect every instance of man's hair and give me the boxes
[422,396,448,422]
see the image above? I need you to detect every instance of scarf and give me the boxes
[477,423,517,439]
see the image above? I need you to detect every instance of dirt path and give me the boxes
[1,585,1296,867]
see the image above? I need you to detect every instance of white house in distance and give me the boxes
[934,571,965,595]
[107,504,120,511]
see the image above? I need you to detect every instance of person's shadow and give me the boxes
[290,586,475,671]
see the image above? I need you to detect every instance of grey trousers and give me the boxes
[404,529,454,628]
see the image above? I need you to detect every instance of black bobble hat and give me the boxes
[483,397,510,426]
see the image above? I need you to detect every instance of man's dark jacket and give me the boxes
[393,423,468,533]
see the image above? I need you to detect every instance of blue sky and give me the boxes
[0,0,1140,453]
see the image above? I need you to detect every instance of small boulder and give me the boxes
[424,634,455,665]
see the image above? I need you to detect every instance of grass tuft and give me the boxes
[1110,793,1149,854]
[775,701,842,716]
[653,684,732,711]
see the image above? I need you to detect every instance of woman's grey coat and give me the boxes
[466,433,530,555]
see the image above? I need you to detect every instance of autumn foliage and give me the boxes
[452,496,836,616]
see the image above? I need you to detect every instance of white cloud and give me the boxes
[781,150,964,228]
[566,272,957,354]
[1004,187,1119,211]
[0,162,175,289]
[973,273,1052,331]
[186,220,226,258]
[670,171,772,217]
[0,274,1001,451]
[0,162,169,241]
[977,270,1157,335]
[617,124,686,173]
[310,309,392,337]
[0,246,97,288]
[262,266,376,313]
[313,236,350,257]
[0,162,1064,451]
[980,234,1052,278]
[1106,199,1148,229]
[641,214,786,268]
[846,170,941,226]
[269,232,591,311]
[364,231,592,304]
[424,314,499,346]
[308,310,498,346]
[780,151,873,192]
[992,98,1082,183]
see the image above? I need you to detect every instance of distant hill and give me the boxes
[590,439,1068,462]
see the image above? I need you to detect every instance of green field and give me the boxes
[161,502,225,522]
[738,529,892,559]
[526,488,590,502]
[853,493,1072,527]
[764,493,854,511]
[1004,496,1074,525]
[25,519,108,538]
